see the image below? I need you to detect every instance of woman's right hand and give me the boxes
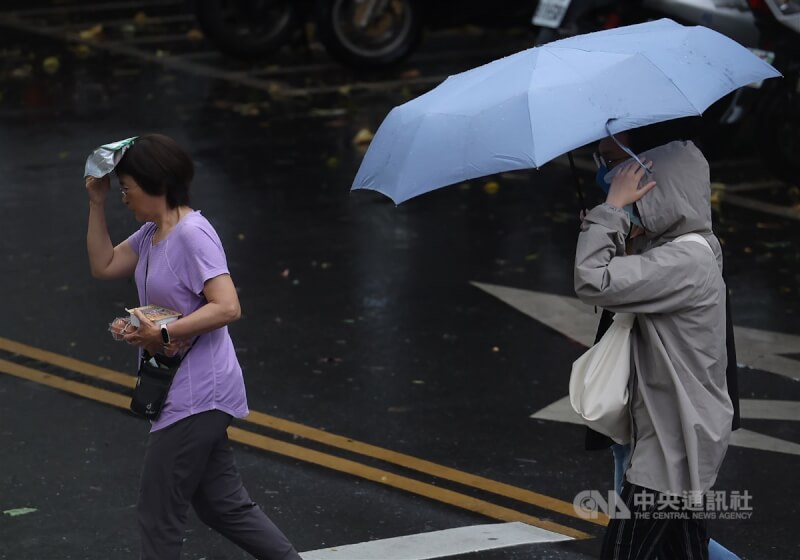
[85,175,110,204]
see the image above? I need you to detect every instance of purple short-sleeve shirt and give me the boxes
[127,211,249,432]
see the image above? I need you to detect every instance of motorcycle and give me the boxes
[193,0,536,70]
[193,0,311,62]
[529,0,786,163]
[749,0,800,181]
[532,0,760,45]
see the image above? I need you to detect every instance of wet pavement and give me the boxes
[1,2,799,560]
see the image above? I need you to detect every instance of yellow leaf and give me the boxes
[185,29,204,41]
[11,65,33,79]
[483,181,500,195]
[78,24,103,40]
[71,44,92,58]
[42,56,60,74]
[352,128,374,146]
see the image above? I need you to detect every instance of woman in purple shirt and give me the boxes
[86,134,301,560]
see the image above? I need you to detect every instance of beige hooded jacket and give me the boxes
[575,140,734,496]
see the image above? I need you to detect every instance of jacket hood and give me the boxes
[606,140,722,267]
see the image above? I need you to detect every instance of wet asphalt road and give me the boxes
[1,2,799,560]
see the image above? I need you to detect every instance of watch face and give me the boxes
[161,325,170,344]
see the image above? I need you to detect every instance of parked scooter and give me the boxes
[532,0,760,46]
[193,0,312,61]
[193,0,535,70]
[530,0,787,163]
[749,0,800,181]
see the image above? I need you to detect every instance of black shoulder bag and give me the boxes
[129,237,198,420]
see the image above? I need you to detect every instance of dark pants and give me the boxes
[137,410,301,560]
[601,482,709,560]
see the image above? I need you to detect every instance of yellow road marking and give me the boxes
[0,357,591,539]
[0,358,130,408]
[0,336,606,529]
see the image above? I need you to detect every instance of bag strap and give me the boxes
[673,233,713,254]
[142,228,199,363]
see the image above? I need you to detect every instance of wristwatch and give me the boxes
[160,324,171,345]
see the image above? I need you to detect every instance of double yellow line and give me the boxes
[0,336,603,539]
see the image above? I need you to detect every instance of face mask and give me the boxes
[595,165,611,193]
[624,204,643,227]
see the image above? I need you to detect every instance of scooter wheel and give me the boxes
[195,0,300,60]
[315,0,424,70]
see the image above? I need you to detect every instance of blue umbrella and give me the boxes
[351,19,780,204]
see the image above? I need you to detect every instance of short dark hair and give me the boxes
[115,134,193,208]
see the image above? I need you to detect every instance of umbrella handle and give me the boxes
[567,151,587,214]
[605,121,653,178]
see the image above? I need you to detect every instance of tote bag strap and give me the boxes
[673,233,713,254]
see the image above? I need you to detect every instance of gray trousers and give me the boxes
[137,409,302,560]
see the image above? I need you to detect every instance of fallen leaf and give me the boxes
[352,128,374,146]
[281,269,290,278]
[234,103,260,117]
[237,233,245,241]
[3,508,37,517]
[400,68,420,79]
[70,44,92,58]
[492,346,500,353]
[10,65,32,79]
[337,85,352,96]
[78,24,103,40]
[185,28,204,41]
[133,11,149,25]
[310,108,347,117]
[42,56,60,75]
[483,181,500,195]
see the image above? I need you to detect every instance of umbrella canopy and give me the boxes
[352,19,780,204]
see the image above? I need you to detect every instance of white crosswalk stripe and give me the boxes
[300,522,572,560]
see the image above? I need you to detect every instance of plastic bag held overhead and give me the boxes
[84,136,137,178]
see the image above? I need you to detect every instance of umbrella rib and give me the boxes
[547,46,705,115]
[634,52,705,114]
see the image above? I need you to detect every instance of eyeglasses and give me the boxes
[593,152,626,170]
[592,152,606,170]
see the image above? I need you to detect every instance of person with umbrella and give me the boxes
[587,127,741,560]
[574,138,734,558]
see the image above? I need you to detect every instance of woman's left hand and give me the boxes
[123,309,162,356]
[606,159,656,209]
